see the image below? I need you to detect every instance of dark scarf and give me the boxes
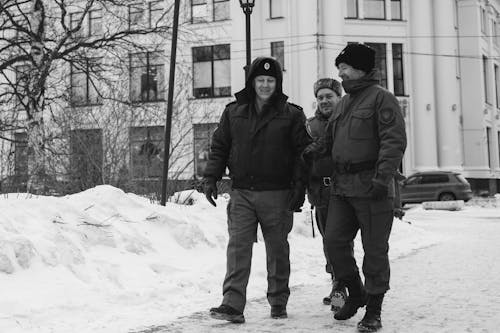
[341,69,381,94]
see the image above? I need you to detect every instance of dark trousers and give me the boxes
[324,196,393,295]
[315,206,334,276]
[222,189,293,312]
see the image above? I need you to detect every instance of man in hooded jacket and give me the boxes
[203,57,311,323]
[304,43,407,332]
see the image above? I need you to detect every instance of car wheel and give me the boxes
[438,192,456,201]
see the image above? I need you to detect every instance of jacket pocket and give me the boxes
[349,108,375,140]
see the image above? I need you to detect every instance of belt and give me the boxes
[333,160,377,174]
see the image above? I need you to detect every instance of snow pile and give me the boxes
[0,185,440,333]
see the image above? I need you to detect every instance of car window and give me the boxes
[455,174,469,185]
[406,176,421,185]
[420,174,450,184]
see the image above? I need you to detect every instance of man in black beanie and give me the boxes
[304,43,407,332]
[204,57,311,323]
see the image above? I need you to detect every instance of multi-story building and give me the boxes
[189,0,500,193]
[1,0,500,194]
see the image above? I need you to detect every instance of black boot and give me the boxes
[334,274,367,320]
[357,294,384,332]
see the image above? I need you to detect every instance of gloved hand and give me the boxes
[370,181,388,200]
[302,142,320,164]
[203,177,217,207]
[393,208,405,219]
[288,185,306,212]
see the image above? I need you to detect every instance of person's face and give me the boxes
[253,75,277,101]
[337,63,366,81]
[316,88,340,117]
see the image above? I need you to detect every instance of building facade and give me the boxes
[188,0,500,193]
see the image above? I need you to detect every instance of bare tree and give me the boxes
[0,0,212,193]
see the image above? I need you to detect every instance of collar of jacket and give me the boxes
[341,69,380,94]
[314,108,331,121]
[234,87,289,112]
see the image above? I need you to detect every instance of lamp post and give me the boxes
[239,0,255,78]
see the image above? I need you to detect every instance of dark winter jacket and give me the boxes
[306,109,334,207]
[204,57,311,191]
[308,70,406,198]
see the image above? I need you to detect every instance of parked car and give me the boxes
[399,171,472,205]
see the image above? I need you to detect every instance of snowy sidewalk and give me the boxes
[132,209,500,333]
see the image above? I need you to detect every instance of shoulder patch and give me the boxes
[379,108,395,125]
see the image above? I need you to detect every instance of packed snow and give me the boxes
[0,185,499,332]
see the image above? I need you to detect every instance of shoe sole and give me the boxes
[357,323,382,332]
[271,314,288,319]
[330,291,347,313]
[209,311,245,323]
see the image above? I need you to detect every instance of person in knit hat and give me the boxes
[304,43,407,332]
[204,56,311,323]
[305,78,346,311]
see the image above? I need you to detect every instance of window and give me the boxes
[70,12,85,38]
[192,44,231,98]
[70,129,103,191]
[483,55,490,104]
[366,43,387,88]
[130,51,165,102]
[494,20,499,47]
[129,2,163,28]
[14,132,29,179]
[420,174,450,184]
[486,127,492,168]
[129,3,145,28]
[345,0,358,18]
[89,9,102,36]
[14,64,30,106]
[481,7,487,34]
[191,0,208,23]
[70,58,101,106]
[70,9,102,38]
[271,41,285,70]
[213,0,230,21]
[193,123,218,177]
[130,126,164,179]
[270,0,284,19]
[498,132,500,168]
[364,0,385,19]
[149,1,164,27]
[391,0,401,20]
[392,43,405,96]
[495,64,500,108]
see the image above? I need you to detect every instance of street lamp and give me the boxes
[239,0,255,78]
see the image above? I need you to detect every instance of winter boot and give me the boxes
[334,274,367,320]
[270,305,287,319]
[330,284,347,313]
[209,304,245,323]
[357,293,384,332]
[323,278,337,305]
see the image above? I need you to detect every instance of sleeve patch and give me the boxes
[379,108,395,125]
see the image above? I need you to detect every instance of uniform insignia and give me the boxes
[379,108,395,124]
[264,62,270,70]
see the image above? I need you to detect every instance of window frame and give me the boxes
[390,0,402,20]
[192,44,231,99]
[213,0,230,22]
[70,58,102,107]
[129,126,164,179]
[365,42,387,88]
[392,43,405,96]
[191,0,208,24]
[345,0,358,18]
[364,0,386,20]
[271,41,285,71]
[270,0,284,19]
[129,51,165,103]
[193,123,218,178]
